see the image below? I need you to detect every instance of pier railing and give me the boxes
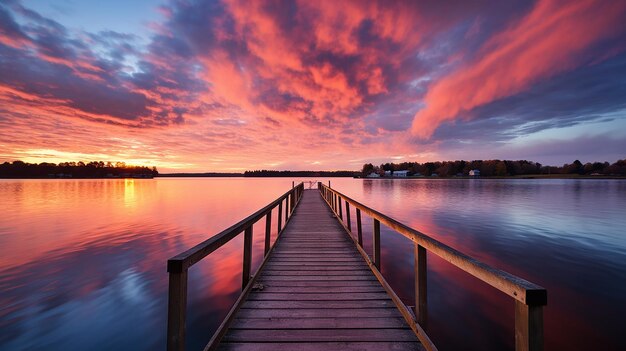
[166,182,305,351]
[319,183,547,351]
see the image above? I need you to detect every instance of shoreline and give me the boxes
[356,174,626,180]
[2,174,625,180]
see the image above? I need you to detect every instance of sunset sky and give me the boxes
[1,0,625,172]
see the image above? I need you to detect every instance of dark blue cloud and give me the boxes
[431,51,626,142]
[0,4,29,42]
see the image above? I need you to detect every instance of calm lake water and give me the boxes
[0,178,625,350]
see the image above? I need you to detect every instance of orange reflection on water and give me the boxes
[0,178,298,351]
[124,179,136,207]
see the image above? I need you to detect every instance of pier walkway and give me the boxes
[167,183,546,351]
[218,190,421,350]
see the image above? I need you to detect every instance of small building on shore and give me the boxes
[366,172,380,178]
[394,170,409,177]
[469,169,480,177]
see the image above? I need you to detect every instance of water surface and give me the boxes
[0,178,624,350]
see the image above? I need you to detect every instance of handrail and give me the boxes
[319,183,546,351]
[166,182,305,351]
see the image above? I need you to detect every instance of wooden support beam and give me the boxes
[277,202,283,233]
[167,270,188,351]
[346,202,351,233]
[356,208,363,246]
[242,226,253,290]
[373,219,381,269]
[338,197,343,220]
[264,212,272,256]
[415,244,427,329]
[515,301,543,351]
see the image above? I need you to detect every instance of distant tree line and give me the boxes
[0,160,159,178]
[158,172,242,177]
[361,159,626,177]
[244,170,357,177]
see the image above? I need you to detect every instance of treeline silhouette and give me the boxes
[244,170,356,177]
[362,159,626,177]
[0,161,158,178]
[159,172,242,177]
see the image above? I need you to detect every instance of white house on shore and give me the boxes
[394,170,409,177]
[469,169,480,177]
[366,172,380,178]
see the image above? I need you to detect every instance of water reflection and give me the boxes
[0,178,624,350]
[0,178,294,351]
[349,179,626,350]
[124,179,136,207]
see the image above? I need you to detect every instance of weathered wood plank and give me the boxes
[222,329,418,342]
[231,317,409,329]
[259,275,378,281]
[241,300,397,309]
[260,270,373,276]
[268,257,364,262]
[271,253,358,256]
[243,285,385,293]
[217,342,423,351]
[263,265,370,271]
[254,280,382,287]
[246,292,391,301]
[265,263,368,269]
[279,241,348,244]
[236,308,403,319]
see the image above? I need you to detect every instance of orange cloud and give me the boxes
[195,0,428,131]
[411,0,626,138]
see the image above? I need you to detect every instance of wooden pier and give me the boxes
[167,183,547,351]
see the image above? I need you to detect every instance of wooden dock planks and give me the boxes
[217,190,423,351]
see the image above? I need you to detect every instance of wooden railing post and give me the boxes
[277,201,283,233]
[242,226,253,290]
[290,190,295,213]
[515,301,543,351]
[338,197,343,220]
[373,219,381,269]
[346,202,351,232]
[167,269,188,351]
[285,196,289,220]
[415,244,427,329]
[356,208,363,246]
[264,212,272,256]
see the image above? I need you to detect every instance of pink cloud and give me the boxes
[411,0,626,138]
